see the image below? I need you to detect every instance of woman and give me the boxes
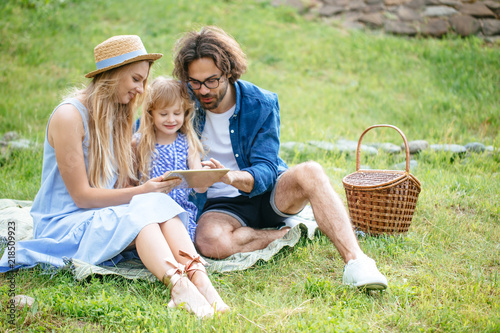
[0,35,228,317]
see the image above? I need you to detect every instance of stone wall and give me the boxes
[280,139,498,172]
[272,0,500,42]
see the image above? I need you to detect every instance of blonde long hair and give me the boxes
[71,61,151,189]
[136,76,203,183]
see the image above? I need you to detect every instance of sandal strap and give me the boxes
[179,250,208,270]
[179,250,208,280]
[162,259,185,291]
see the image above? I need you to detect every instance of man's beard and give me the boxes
[198,80,229,111]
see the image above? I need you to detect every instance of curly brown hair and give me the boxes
[172,26,247,84]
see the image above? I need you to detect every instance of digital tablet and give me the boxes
[162,169,229,189]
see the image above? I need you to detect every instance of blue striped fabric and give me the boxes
[150,133,198,241]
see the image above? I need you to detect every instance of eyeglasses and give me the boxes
[187,74,225,90]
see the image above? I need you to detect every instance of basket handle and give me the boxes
[356,124,410,172]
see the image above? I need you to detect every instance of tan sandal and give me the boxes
[178,250,230,313]
[162,259,185,291]
[162,258,213,318]
[179,250,208,280]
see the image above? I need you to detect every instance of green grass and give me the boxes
[1,0,499,331]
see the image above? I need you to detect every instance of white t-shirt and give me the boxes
[202,105,240,199]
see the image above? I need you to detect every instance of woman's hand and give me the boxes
[143,176,182,194]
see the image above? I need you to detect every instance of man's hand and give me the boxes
[202,158,254,192]
[201,158,231,184]
[201,158,226,169]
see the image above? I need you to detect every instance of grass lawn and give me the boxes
[1,0,499,331]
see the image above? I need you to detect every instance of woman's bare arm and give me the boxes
[48,104,179,209]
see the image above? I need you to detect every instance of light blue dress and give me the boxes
[0,98,187,273]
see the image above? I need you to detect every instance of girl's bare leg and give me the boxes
[134,222,213,318]
[159,218,229,313]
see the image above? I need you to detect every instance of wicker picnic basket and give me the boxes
[342,124,421,235]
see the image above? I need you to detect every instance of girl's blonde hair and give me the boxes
[69,61,152,189]
[136,76,203,183]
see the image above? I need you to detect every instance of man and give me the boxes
[172,26,388,290]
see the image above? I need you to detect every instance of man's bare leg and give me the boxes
[273,161,364,263]
[274,162,388,290]
[195,212,289,259]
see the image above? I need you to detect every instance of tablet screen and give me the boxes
[162,169,229,188]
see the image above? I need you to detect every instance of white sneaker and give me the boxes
[342,255,388,290]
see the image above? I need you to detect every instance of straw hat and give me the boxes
[85,35,162,78]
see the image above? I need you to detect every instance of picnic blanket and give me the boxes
[0,199,318,281]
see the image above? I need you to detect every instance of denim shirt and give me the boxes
[191,80,288,211]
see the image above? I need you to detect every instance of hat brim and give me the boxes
[85,53,163,78]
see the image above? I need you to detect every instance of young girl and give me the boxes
[0,35,228,317]
[134,76,206,242]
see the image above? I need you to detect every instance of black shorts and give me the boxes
[200,190,293,229]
